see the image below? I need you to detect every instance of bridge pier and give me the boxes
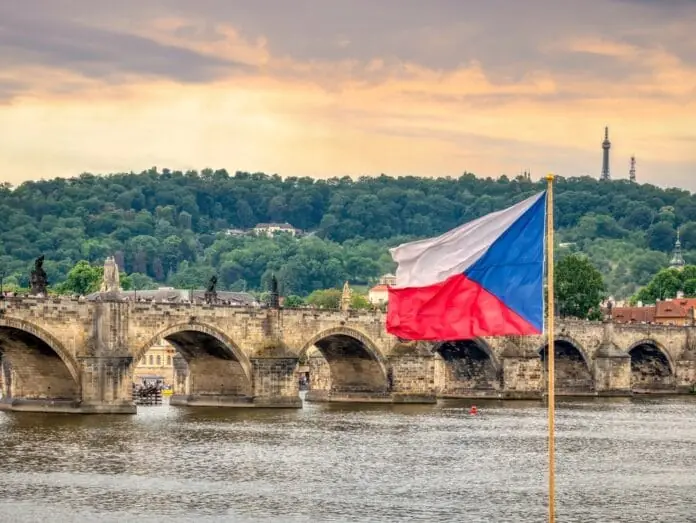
[594,350,632,396]
[501,349,544,399]
[388,344,437,403]
[305,346,436,404]
[594,321,632,396]
[2,355,139,415]
[78,356,137,414]
[676,327,696,392]
[169,353,302,408]
[249,355,302,407]
[676,355,696,392]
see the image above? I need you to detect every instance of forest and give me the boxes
[0,167,694,299]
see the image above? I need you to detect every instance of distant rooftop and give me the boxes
[86,288,260,306]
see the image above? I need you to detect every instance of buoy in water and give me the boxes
[469,405,478,415]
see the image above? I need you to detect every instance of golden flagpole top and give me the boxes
[546,173,555,182]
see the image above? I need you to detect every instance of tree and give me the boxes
[129,273,158,290]
[284,295,305,308]
[555,255,605,319]
[646,222,676,252]
[684,279,696,297]
[55,260,103,295]
[3,167,696,301]
[633,265,696,303]
[350,293,371,310]
[305,289,341,309]
[679,222,696,250]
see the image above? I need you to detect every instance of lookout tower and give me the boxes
[600,126,611,180]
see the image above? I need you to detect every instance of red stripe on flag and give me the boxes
[386,273,541,341]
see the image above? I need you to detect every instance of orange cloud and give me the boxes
[1,7,695,188]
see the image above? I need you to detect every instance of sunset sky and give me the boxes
[1,0,695,189]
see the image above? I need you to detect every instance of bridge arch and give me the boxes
[539,335,594,393]
[0,317,80,400]
[433,338,501,395]
[134,322,253,397]
[627,339,675,391]
[299,327,390,397]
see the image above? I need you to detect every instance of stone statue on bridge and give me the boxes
[205,276,218,304]
[99,256,122,293]
[604,300,613,322]
[341,281,352,312]
[268,274,279,308]
[30,255,48,296]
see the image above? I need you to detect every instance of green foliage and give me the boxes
[55,260,102,295]
[0,169,693,298]
[128,273,159,290]
[54,260,132,294]
[283,295,305,308]
[305,289,342,309]
[633,265,696,303]
[350,293,372,310]
[556,255,606,320]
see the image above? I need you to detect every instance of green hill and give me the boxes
[0,168,693,298]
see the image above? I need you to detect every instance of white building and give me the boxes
[368,284,389,305]
[368,274,396,305]
[253,222,300,237]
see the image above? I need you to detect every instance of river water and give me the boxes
[0,396,695,523]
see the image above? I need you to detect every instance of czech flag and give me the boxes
[386,192,546,341]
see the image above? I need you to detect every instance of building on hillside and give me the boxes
[224,228,246,236]
[134,339,177,385]
[253,223,300,237]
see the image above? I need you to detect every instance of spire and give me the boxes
[670,229,685,270]
[600,126,611,181]
[629,155,636,183]
[340,281,352,311]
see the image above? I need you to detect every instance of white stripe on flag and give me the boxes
[390,192,545,288]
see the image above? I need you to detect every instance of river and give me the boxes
[0,396,695,522]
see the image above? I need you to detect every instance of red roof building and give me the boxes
[611,298,696,326]
[611,306,656,324]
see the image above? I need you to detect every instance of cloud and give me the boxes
[0,0,694,189]
[0,3,250,87]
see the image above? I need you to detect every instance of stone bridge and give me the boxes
[0,296,694,414]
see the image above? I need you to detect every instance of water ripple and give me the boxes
[0,397,694,522]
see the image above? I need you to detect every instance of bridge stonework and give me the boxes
[0,297,694,414]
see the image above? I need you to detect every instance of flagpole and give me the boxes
[546,173,556,523]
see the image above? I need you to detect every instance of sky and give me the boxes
[1,0,695,189]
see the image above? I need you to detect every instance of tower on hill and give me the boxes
[600,126,611,180]
[670,230,685,270]
[629,156,636,182]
